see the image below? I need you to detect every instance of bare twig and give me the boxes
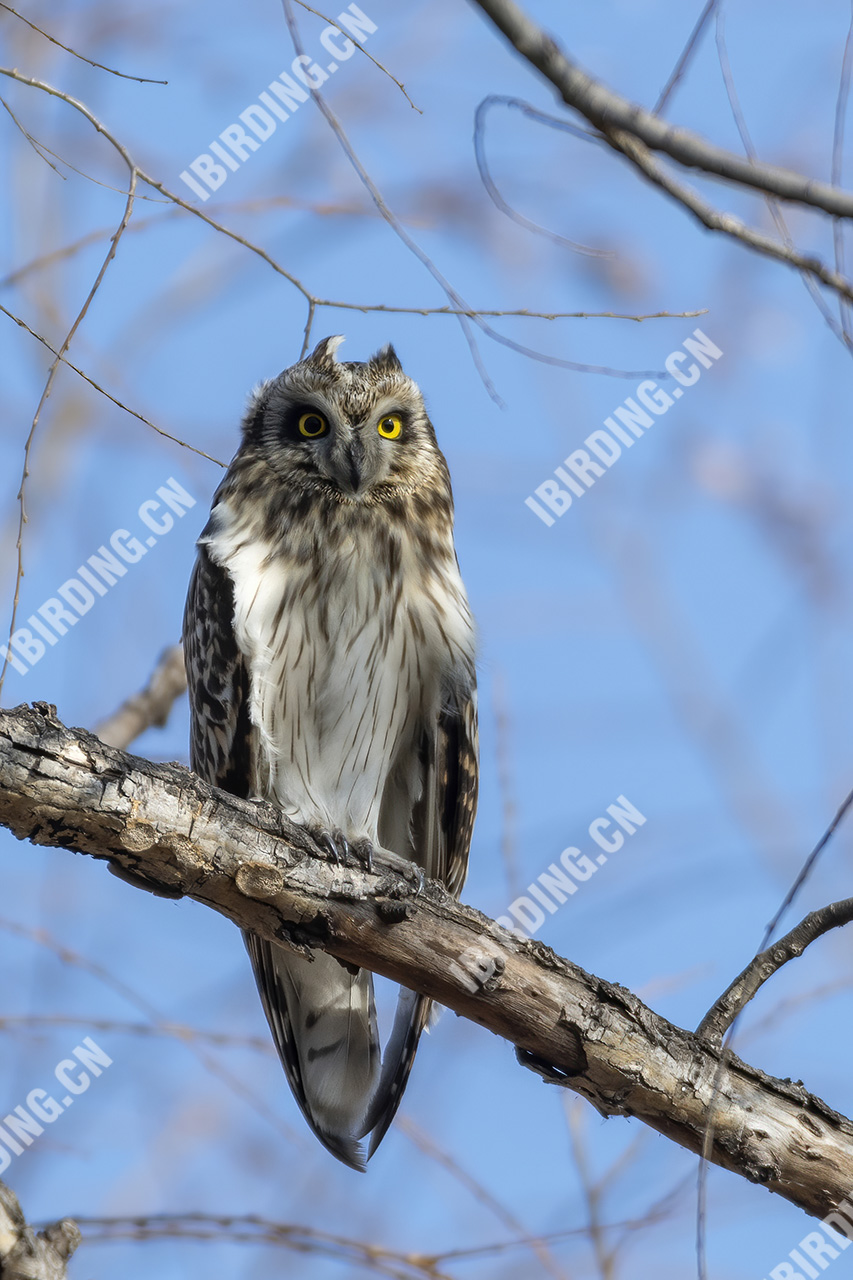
[473,96,609,255]
[606,127,853,302]
[69,1212,451,1280]
[713,12,851,351]
[698,897,853,1046]
[832,3,853,340]
[0,1013,273,1053]
[292,0,422,111]
[0,917,304,1147]
[399,1117,568,1280]
[653,1,718,116]
[0,3,167,82]
[280,2,658,390]
[0,304,226,465]
[565,1099,614,1280]
[1,177,138,700]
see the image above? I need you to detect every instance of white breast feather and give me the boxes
[205,501,474,840]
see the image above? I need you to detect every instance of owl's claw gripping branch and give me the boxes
[319,829,351,865]
[350,837,374,874]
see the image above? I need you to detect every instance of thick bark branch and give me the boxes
[1,703,852,1221]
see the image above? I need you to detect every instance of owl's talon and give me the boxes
[320,830,350,864]
[351,838,374,873]
[409,866,426,896]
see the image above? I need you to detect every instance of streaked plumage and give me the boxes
[183,336,478,1168]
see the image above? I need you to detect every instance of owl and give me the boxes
[183,336,478,1169]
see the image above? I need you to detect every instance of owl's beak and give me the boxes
[332,437,366,495]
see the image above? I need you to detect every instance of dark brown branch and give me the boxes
[1,703,853,1222]
[697,897,853,1047]
[469,0,853,218]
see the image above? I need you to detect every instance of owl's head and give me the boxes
[242,336,448,503]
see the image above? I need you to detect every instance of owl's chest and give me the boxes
[206,513,468,826]
[222,529,433,685]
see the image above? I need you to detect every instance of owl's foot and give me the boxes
[318,829,351,865]
[350,838,374,874]
[316,830,374,874]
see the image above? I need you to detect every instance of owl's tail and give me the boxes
[244,932,382,1169]
[244,931,432,1169]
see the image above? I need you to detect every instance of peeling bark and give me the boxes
[0,703,851,1220]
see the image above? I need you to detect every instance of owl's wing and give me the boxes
[432,684,480,897]
[184,537,380,1172]
[183,539,254,796]
[363,676,479,1158]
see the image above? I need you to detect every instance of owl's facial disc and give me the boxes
[256,341,433,500]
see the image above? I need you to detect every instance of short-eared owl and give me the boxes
[183,336,478,1169]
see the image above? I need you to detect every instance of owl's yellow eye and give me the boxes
[377,414,403,440]
[298,412,328,438]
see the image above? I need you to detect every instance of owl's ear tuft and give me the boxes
[308,335,345,366]
[242,380,272,439]
[369,343,403,376]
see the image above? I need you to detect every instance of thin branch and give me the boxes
[473,96,610,256]
[832,2,853,340]
[763,784,853,946]
[605,127,853,303]
[280,3,656,390]
[0,95,65,176]
[291,0,421,111]
[0,3,167,82]
[698,897,853,1046]
[398,1118,567,1280]
[0,1014,273,1053]
[69,1213,450,1280]
[653,1,718,116]
[0,304,226,466]
[696,782,853,1276]
[1,176,138,701]
[565,1099,614,1280]
[713,11,851,352]
[0,916,304,1147]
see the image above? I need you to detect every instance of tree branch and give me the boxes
[1,703,852,1222]
[469,0,853,217]
[697,897,853,1047]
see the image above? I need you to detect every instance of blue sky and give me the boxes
[2,1,853,1276]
